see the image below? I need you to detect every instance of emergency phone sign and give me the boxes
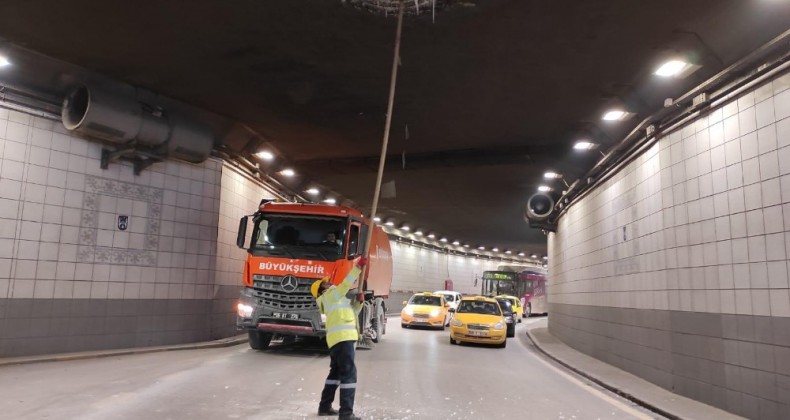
[118,215,129,231]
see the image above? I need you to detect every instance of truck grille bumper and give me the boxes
[252,274,318,310]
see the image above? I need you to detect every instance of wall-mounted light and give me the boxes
[573,141,597,151]
[279,168,295,177]
[255,150,274,161]
[305,188,320,195]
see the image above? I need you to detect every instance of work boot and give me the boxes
[317,407,339,416]
[339,413,361,420]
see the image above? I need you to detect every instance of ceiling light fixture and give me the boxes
[452,240,460,246]
[492,248,499,252]
[538,185,552,192]
[573,141,597,150]
[602,110,631,121]
[279,168,295,177]
[323,198,336,204]
[400,224,410,231]
[428,233,436,239]
[505,250,512,254]
[414,230,423,236]
[0,56,10,67]
[255,150,274,161]
[543,256,548,260]
[518,252,525,257]
[464,244,470,248]
[655,60,687,77]
[530,254,538,258]
[373,217,381,222]
[385,220,395,227]
[305,188,320,195]
[478,246,485,250]
[544,171,562,179]
[440,238,448,243]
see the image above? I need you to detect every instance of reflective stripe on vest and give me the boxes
[327,324,357,334]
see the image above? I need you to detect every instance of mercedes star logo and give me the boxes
[280,275,298,292]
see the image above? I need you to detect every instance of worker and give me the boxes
[311,257,367,420]
[323,232,339,245]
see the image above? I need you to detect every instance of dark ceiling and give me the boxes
[1,0,789,257]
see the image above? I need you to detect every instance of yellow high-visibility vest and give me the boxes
[317,266,362,348]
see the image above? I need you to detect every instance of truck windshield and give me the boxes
[250,214,347,261]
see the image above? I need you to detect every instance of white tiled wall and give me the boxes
[0,108,222,301]
[215,164,277,289]
[550,71,790,317]
[391,241,501,294]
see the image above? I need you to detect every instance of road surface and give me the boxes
[0,317,662,419]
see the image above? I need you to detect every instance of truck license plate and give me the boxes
[273,313,299,320]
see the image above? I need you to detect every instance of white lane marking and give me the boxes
[521,320,654,420]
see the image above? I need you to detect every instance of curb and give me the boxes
[525,328,680,420]
[0,335,249,368]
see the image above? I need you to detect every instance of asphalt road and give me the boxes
[0,318,662,420]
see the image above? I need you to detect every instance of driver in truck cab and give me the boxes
[311,257,367,420]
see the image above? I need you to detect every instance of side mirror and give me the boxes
[236,216,248,249]
[448,308,455,313]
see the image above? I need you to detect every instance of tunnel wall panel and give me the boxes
[0,109,223,357]
[549,71,790,419]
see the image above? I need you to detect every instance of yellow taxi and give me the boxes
[401,292,450,330]
[497,294,523,322]
[449,296,507,348]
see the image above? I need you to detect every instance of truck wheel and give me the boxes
[371,310,384,343]
[248,331,273,350]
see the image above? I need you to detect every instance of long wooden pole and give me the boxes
[360,0,405,294]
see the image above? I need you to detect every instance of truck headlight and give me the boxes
[237,303,253,318]
[451,319,464,327]
[493,322,504,330]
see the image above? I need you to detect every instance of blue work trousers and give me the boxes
[319,340,357,416]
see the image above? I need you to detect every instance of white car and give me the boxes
[433,290,463,311]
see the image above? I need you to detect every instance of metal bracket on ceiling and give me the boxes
[100,147,162,175]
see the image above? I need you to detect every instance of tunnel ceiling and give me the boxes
[1,0,790,257]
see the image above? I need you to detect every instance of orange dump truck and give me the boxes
[235,200,393,350]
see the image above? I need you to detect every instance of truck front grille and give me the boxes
[252,274,318,310]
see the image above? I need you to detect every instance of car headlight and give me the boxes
[403,307,414,316]
[493,322,504,330]
[451,319,464,327]
[430,309,441,317]
[237,303,253,318]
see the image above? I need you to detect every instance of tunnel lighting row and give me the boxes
[373,216,547,261]
[536,58,698,194]
[0,55,10,67]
